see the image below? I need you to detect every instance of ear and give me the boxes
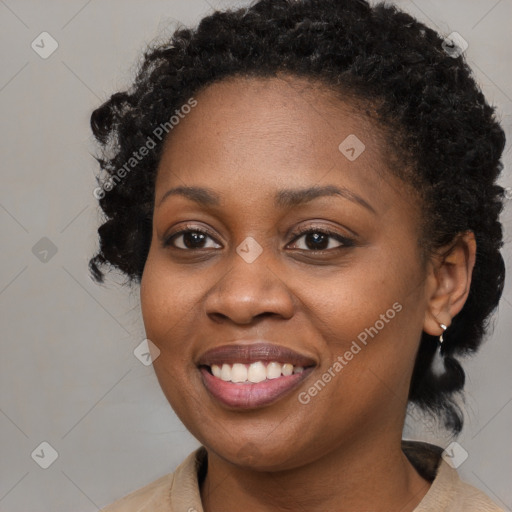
[423,231,477,336]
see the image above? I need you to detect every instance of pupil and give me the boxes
[184,232,206,249]
[306,232,327,250]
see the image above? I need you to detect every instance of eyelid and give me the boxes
[287,220,359,240]
[163,222,356,252]
[163,223,221,249]
[287,225,355,250]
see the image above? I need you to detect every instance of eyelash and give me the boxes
[163,224,355,253]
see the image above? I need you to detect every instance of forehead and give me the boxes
[155,75,404,214]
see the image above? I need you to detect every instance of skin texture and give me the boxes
[139,75,476,512]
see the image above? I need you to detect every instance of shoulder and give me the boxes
[448,471,505,512]
[99,472,175,512]
[403,440,504,512]
[99,446,206,512]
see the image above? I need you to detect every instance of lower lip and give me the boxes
[199,367,314,409]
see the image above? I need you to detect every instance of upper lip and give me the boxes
[196,341,317,367]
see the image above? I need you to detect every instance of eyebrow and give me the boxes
[157,184,376,214]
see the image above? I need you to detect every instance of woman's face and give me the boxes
[140,75,432,470]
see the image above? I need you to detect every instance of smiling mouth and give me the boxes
[200,361,310,383]
[198,362,315,409]
[195,341,317,409]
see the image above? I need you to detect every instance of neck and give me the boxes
[200,434,431,512]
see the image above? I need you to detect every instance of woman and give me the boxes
[89,0,507,510]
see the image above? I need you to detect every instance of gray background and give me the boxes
[0,1,511,510]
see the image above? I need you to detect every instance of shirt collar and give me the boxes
[166,440,460,512]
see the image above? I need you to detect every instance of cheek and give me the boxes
[139,256,196,399]
[299,255,411,340]
[301,251,424,393]
[140,259,201,421]
[140,250,199,340]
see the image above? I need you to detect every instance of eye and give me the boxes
[287,227,355,252]
[163,227,221,250]
[162,225,355,252]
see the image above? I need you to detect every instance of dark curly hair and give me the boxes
[89,0,506,435]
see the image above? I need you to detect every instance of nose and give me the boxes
[203,250,295,325]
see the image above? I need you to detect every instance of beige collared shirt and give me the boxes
[100,441,504,511]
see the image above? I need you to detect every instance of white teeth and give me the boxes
[211,364,221,378]
[266,362,282,379]
[221,363,231,381]
[231,363,248,382]
[282,363,293,376]
[248,361,267,383]
[208,361,306,383]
